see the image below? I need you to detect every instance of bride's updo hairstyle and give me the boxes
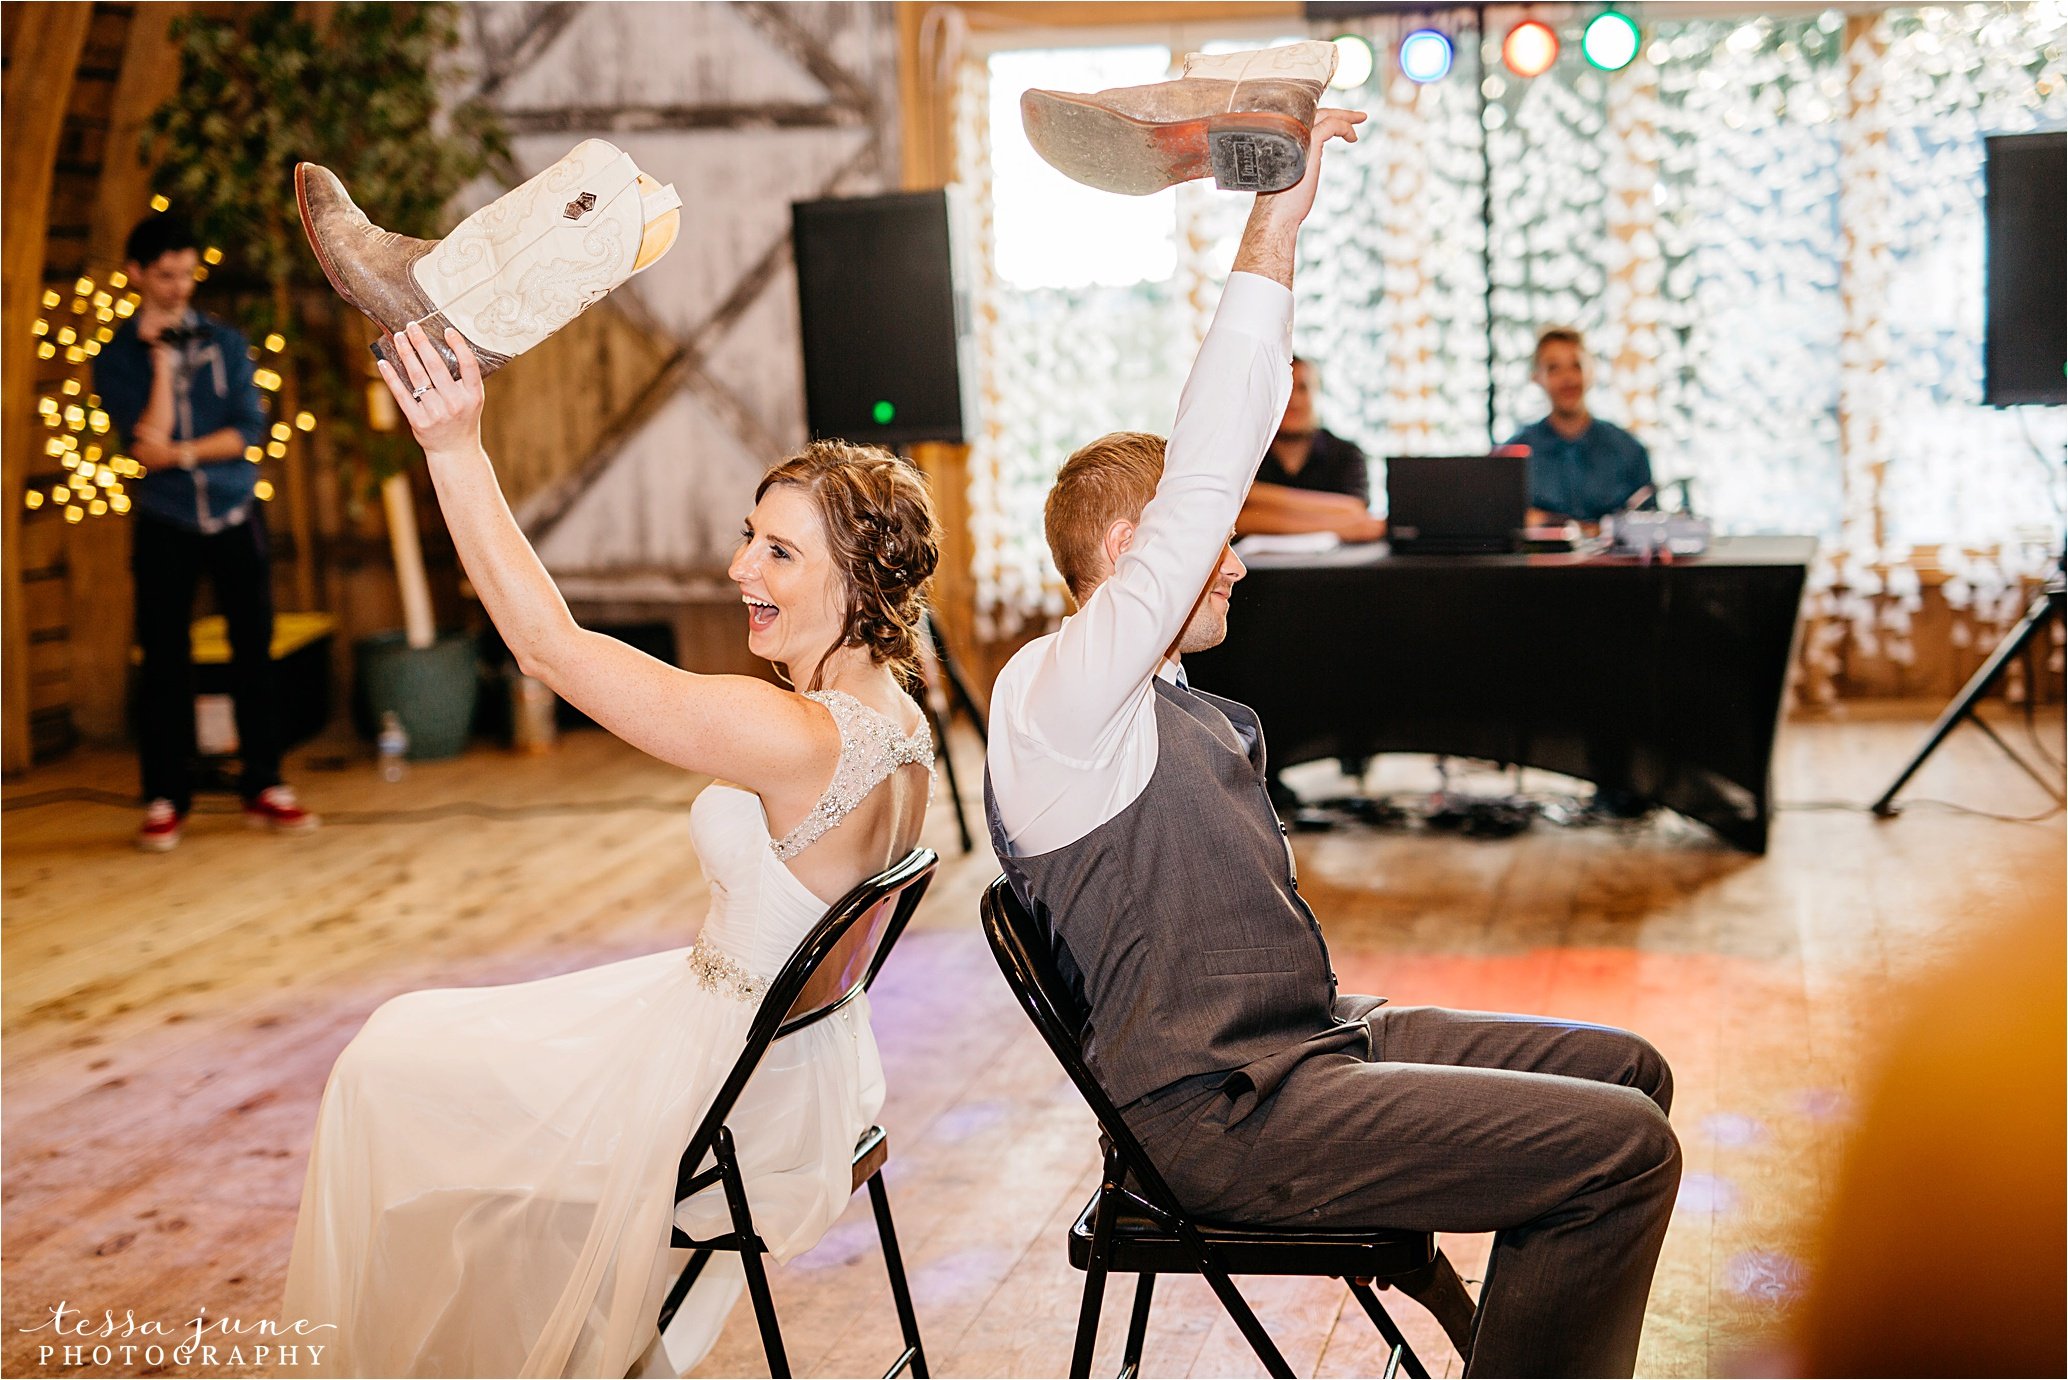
[756,440,941,692]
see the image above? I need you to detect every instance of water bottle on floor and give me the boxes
[377,711,410,783]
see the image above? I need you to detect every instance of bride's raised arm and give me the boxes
[376,321,834,795]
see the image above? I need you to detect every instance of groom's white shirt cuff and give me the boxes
[989,272,1294,858]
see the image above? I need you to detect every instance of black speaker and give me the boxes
[1983,130,2066,407]
[791,189,976,446]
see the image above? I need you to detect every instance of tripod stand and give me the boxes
[1872,576,2066,816]
[917,611,987,853]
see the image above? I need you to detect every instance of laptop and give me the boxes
[1385,451,1531,555]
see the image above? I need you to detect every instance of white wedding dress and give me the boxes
[280,690,934,1377]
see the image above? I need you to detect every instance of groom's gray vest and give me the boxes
[986,678,1371,1117]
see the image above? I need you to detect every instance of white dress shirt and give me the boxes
[988,272,1295,857]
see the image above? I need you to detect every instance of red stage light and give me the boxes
[1503,20,1561,78]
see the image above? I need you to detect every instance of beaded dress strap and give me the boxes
[771,690,934,862]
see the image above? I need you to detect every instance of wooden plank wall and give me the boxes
[2,1,97,774]
[63,4,184,744]
[457,4,906,678]
[1,2,476,776]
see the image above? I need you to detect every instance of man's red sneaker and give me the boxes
[137,798,185,852]
[245,785,320,834]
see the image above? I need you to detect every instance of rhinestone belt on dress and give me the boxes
[684,944,769,1003]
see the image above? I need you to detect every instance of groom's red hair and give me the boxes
[1044,430,1167,603]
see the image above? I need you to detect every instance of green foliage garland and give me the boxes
[143,2,508,493]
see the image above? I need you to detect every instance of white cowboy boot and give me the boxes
[296,138,682,379]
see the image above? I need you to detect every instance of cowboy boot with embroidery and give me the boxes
[1021,40,1338,196]
[295,139,681,380]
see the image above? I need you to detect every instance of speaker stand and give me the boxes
[918,611,987,853]
[1872,579,2066,816]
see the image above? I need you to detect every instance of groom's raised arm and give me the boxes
[988,111,1360,854]
[1004,152,1328,742]
[1006,269,1294,762]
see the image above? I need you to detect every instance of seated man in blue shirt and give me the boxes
[1508,326,1656,818]
[1504,326,1651,524]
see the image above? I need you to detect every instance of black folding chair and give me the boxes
[981,875,1474,1380]
[657,848,939,1378]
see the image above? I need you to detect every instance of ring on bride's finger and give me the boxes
[410,385,431,401]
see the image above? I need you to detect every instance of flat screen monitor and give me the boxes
[1385,453,1530,555]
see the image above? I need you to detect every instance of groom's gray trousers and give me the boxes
[1122,1002,1680,1379]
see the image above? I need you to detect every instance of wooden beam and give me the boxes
[86,7,183,264]
[897,1,951,191]
[733,1,875,112]
[915,0,1299,36]
[498,101,864,135]
[894,4,983,684]
[468,0,581,102]
[3,0,95,774]
[56,2,186,745]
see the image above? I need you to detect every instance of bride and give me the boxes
[280,322,943,1377]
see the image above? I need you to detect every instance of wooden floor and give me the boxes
[3,704,2060,1378]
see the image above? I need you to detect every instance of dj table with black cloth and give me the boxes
[1184,536,1816,853]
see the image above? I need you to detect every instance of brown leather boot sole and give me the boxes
[1022,88,1309,195]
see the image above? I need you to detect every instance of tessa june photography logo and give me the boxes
[18,1302,335,1370]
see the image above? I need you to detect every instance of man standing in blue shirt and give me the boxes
[95,214,318,850]
[1504,325,1652,524]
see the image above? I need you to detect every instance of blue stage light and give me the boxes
[1399,28,1454,84]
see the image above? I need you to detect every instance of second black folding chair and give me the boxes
[981,875,1477,1380]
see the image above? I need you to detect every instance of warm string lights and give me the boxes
[23,202,311,523]
[29,269,143,524]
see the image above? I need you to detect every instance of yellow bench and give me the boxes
[131,611,338,752]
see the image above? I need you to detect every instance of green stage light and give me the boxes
[872,400,896,425]
[1330,35,1376,90]
[1582,11,1641,71]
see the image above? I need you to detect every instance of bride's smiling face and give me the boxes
[729,484,847,677]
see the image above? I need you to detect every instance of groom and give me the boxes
[983,108,1682,1378]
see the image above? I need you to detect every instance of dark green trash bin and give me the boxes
[354,630,479,760]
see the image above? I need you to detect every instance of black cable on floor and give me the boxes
[2021,695,2066,774]
[1777,797,2064,825]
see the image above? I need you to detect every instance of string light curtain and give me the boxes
[1873,7,2065,550]
[962,5,2066,645]
[964,45,1197,639]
